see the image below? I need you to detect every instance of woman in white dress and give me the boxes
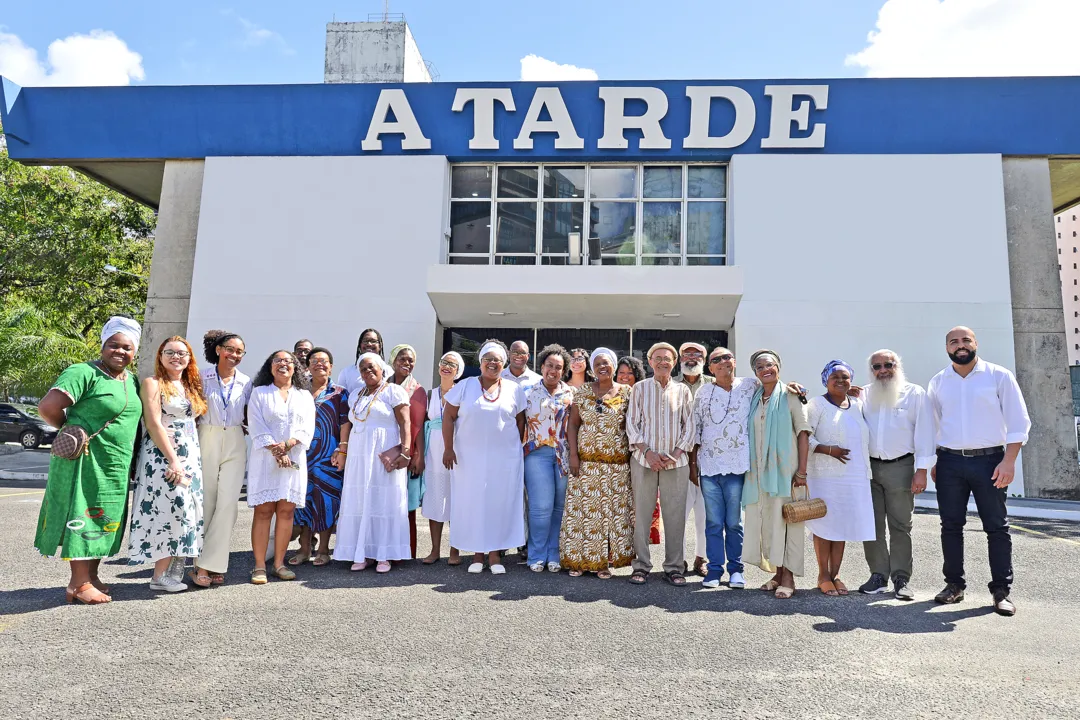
[334,353,413,573]
[420,351,464,566]
[247,350,316,584]
[442,340,527,575]
[806,359,875,597]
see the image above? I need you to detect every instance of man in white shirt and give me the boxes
[857,350,935,600]
[500,340,541,388]
[927,326,1031,616]
[678,341,711,577]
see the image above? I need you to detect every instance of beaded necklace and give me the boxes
[706,381,737,426]
[352,382,387,422]
[480,378,502,403]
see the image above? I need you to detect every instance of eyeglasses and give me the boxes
[570,357,586,364]
[682,352,705,360]
[309,358,330,366]
[510,350,529,357]
[439,360,459,369]
[272,359,296,367]
[162,350,190,358]
[221,347,245,356]
[709,354,734,364]
[872,362,897,371]
[480,355,504,364]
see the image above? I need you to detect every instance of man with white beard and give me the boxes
[857,350,935,600]
[678,341,711,576]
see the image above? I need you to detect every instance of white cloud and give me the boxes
[222,9,295,56]
[847,0,1080,77]
[0,29,144,86]
[520,54,598,81]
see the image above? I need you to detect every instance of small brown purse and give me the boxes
[782,484,827,524]
[51,366,130,460]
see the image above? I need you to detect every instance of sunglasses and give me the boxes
[709,354,734,364]
[872,362,897,371]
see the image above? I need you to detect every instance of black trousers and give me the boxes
[935,450,1013,594]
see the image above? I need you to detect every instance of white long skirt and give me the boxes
[421,427,451,523]
[806,465,875,542]
[333,425,411,562]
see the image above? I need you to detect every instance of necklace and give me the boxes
[825,394,850,410]
[707,382,736,425]
[352,382,386,422]
[94,359,123,380]
[481,378,502,403]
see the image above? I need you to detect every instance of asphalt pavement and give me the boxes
[1,481,1078,720]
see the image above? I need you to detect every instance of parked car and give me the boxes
[0,403,58,449]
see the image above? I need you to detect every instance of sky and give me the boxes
[1,0,1079,87]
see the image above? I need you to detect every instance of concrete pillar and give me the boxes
[139,160,204,376]
[1003,157,1080,499]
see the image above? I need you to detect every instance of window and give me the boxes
[446,163,727,266]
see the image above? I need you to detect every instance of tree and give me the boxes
[0,121,156,399]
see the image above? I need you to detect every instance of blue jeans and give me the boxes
[699,473,745,579]
[523,446,566,565]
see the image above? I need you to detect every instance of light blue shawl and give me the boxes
[743,383,798,507]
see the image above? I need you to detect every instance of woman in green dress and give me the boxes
[35,317,144,605]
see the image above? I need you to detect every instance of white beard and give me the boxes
[869,370,907,410]
[681,362,702,378]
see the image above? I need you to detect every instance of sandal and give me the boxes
[760,578,781,592]
[250,568,268,585]
[312,554,331,567]
[66,582,111,605]
[421,554,441,565]
[664,571,687,587]
[568,570,583,577]
[596,569,612,580]
[832,578,850,596]
[187,568,212,588]
[819,580,839,596]
[287,552,311,566]
[273,565,296,581]
[775,585,795,599]
[376,561,391,573]
[209,573,225,585]
[629,570,648,585]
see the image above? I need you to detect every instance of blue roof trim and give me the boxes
[2,76,1080,161]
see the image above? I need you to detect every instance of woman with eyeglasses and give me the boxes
[246,350,315,584]
[336,328,389,396]
[194,329,253,586]
[562,348,634,579]
[567,348,593,388]
[442,340,527,574]
[420,351,464,565]
[127,336,208,592]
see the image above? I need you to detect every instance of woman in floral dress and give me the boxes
[127,336,208,592]
[562,348,635,578]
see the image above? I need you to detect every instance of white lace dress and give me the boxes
[246,385,316,507]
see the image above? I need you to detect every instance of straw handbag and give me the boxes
[782,484,827,524]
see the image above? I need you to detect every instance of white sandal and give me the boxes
[490,564,507,575]
[467,562,484,574]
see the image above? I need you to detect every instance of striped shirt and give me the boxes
[626,377,698,468]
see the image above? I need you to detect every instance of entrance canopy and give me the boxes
[426,264,742,330]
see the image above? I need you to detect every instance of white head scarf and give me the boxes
[478,341,508,364]
[356,352,389,380]
[589,347,617,374]
[100,316,141,352]
[441,351,465,380]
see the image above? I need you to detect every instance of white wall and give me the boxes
[187,155,448,387]
[403,24,431,83]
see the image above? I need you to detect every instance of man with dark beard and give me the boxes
[927,326,1030,616]
[858,350,935,600]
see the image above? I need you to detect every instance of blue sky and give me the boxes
[1,1,1077,87]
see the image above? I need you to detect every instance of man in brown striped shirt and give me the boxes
[626,342,698,586]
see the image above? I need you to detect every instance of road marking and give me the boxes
[0,490,45,499]
[1012,523,1080,546]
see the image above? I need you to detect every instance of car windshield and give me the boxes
[15,405,40,418]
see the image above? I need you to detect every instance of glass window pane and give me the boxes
[686,256,726,266]
[686,202,726,255]
[589,202,636,255]
[497,166,539,199]
[449,201,491,254]
[495,255,537,265]
[451,166,492,199]
[542,202,584,254]
[640,257,681,266]
[536,329,630,362]
[687,166,726,198]
[600,256,636,266]
[589,166,637,199]
[643,166,682,198]
[448,256,490,265]
[543,167,586,198]
[642,202,681,255]
[541,256,569,265]
[496,202,537,254]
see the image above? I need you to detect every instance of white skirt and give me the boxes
[806,467,875,542]
[421,428,451,522]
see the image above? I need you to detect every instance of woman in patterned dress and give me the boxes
[289,347,350,567]
[127,336,208,592]
[562,348,635,578]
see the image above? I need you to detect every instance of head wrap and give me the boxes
[821,359,854,387]
[100,316,141,352]
[589,347,618,374]
[478,341,508,363]
[749,349,781,370]
[440,351,465,380]
[389,344,416,364]
[679,342,706,356]
[356,352,388,379]
[647,342,678,361]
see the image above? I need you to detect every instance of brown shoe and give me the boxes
[692,557,707,577]
[934,584,965,604]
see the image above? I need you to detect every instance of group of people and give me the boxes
[34,318,1029,618]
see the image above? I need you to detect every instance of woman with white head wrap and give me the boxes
[34,316,144,604]
[442,339,527,574]
[420,351,465,565]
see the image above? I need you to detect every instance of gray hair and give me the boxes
[867,348,902,372]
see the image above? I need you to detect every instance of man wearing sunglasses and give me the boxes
[857,350,935,600]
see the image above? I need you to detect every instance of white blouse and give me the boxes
[806,395,872,480]
[246,384,316,507]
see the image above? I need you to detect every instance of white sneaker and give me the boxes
[702,578,721,589]
[490,564,507,575]
[728,572,746,589]
[529,561,545,573]
[547,562,562,573]
[467,562,484,574]
[149,575,187,593]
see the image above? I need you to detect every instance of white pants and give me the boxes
[195,425,247,574]
[685,479,708,559]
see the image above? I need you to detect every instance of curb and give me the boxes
[0,471,48,481]
[915,496,1080,522]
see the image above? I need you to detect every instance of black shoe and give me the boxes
[859,573,890,594]
[992,590,1016,617]
[934,584,965,604]
[893,577,915,601]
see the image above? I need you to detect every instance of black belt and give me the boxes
[870,452,913,464]
[937,446,1004,457]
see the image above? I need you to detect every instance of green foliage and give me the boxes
[0,122,157,399]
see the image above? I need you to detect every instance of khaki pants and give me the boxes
[863,456,915,582]
[631,461,690,574]
[195,425,247,574]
